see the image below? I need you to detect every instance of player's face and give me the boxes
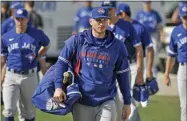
[85,1,92,7]
[90,18,108,35]
[108,8,116,18]
[24,3,29,11]
[143,2,151,11]
[15,18,28,29]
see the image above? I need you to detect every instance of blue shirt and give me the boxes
[1,17,15,35]
[107,19,141,61]
[73,6,92,33]
[168,24,187,63]
[54,30,131,106]
[135,10,162,34]
[1,26,50,71]
[132,20,153,57]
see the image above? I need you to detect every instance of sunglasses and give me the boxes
[117,12,122,16]
[95,18,108,22]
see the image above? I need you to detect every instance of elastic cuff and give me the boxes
[168,53,176,57]
[124,99,131,105]
[54,82,63,89]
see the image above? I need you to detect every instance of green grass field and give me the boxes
[1,95,180,121]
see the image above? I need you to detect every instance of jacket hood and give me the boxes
[80,29,115,48]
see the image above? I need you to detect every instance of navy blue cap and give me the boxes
[116,3,130,15]
[101,1,116,8]
[14,8,28,18]
[91,7,109,19]
[179,3,187,17]
[10,1,22,9]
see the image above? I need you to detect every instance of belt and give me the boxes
[7,67,37,75]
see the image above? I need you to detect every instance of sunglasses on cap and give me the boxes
[95,18,108,22]
[117,12,122,16]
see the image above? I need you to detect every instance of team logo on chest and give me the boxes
[25,53,36,63]
[8,42,36,52]
[113,33,126,42]
[81,49,110,69]
[177,37,187,48]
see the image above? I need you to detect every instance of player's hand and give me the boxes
[53,88,67,103]
[121,105,131,121]
[135,73,144,85]
[164,76,171,86]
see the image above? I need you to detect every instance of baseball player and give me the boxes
[53,7,131,121]
[164,4,187,121]
[1,8,50,121]
[135,1,164,76]
[1,1,10,23]
[101,1,144,121]
[1,2,22,35]
[1,3,47,121]
[24,1,44,29]
[116,3,155,121]
[72,1,92,35]
[171,2,187,25]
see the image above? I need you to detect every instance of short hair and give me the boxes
[125,11,131,17]
[25,1,35,8]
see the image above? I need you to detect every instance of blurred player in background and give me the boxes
[72,1,92,35]
[117,2,154,83]
[1,1,22,35]
[101,1,144,121]
[24,1,47,78]
[1,1,10,23]
[171,2,187,25]
[1,8,50,121]
[24,1,43,29]
[116,2,154,121]
[164,3,187,121]
[135,1,164,77]
[16,2,47,121]
[1,1,22,107]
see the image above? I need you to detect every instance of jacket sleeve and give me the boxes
[115,43,131,105]
[54,35,77,89]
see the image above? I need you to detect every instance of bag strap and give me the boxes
[70,34,85,77]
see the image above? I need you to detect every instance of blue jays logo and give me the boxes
[17,9,23,14]
[182,6,187,12]
[25,53,36,63]
[98,7,105,14]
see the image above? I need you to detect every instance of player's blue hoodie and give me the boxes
[54,29,131,106]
